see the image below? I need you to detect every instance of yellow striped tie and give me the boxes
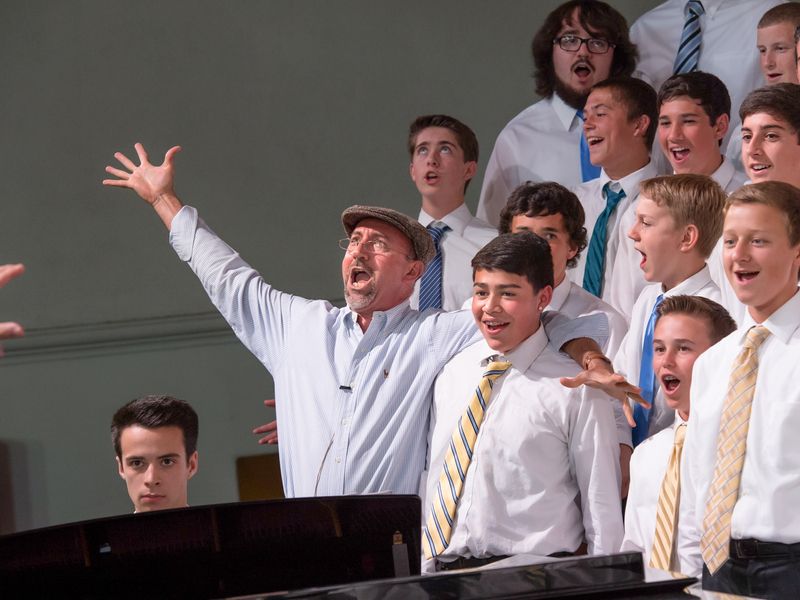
[700,326,771,574]
[650,422,687,572]
[422,359,511,559]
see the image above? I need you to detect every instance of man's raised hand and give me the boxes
[103,143,184,229]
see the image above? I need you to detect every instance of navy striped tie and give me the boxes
[418,224,450,311]
[673,0,705,74]
[582,183,625,297]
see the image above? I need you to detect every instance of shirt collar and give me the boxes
[739,288,800,345]
[343,299,412,331]
[700,0,724,19]
[662,264,714,296]
[548,276,571,311]
[603,160,658,198]
[710,156,734,189]
[480,323,549,375]
[551,94,583,132]
[418,203,473,237]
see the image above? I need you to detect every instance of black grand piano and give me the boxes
[0,495,696,599]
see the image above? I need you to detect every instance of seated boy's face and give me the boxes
[409,126,475,199]
[510,213,578,285]
[116,425,198,513]
[471,268,550,354]
[628,196,685,287]
[657,96,726,175]
[742,112,800,188]
[757,23,799,85]
[723,202,800,321]
[653,313,714,417]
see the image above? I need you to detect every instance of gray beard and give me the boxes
[344,284,377,311]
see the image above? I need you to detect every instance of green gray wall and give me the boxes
[0,0,660,533]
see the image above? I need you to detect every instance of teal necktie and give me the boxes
[582,183,625,297]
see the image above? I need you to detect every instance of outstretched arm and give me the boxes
[560,338,648,428]
[103,143,184,230]
[0,263,25,340]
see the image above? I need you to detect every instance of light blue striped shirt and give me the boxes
[170,206,608,497]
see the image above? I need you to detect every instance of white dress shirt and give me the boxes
[571,161,659,321]
[169,206,607,498]
[613,265,720,446]
[630,0,784,171]
[420,329,623,572]
[679,290,800,576]
[549,276,628,358]
[411,204,497,312]
[477,94,586,227]
[622,413,688,569]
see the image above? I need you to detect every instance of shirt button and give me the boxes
[335,457,342,464]
[341,418,350,426]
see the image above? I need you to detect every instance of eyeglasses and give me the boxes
[338,237,396,256]
[553,35,614,54]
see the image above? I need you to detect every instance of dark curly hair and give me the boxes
[499,181,587,269]
[532,0,637,99]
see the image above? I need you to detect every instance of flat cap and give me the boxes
[341,205,435,265]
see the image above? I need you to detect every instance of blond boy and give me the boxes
[614,175,725,448]
[679,182,800,596]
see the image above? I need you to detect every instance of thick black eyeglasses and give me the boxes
[553,35,614,54]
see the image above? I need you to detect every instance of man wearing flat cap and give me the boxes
[104,143,626,498]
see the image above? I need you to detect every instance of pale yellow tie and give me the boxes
[422,359,511,559]
[650,422,687,571]
[700,326,771,574]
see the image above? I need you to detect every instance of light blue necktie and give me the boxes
[633,294,664,446]
[577,109,601,182]
[673,0,705,74]
[582,183,625,297]
[418,223,450,311]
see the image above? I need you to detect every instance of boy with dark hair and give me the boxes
[572,76,659,320]
[478,0,637,226]
[407,114,496,311]
[421,232,622,572]
[740,83,800,189]
[111,395,199,513]
[757,3,800,85]
[616,175,726,448]
[500,181,626,357]
[679,182,800,597]
[622,295,736,572]
[655,72,747,193]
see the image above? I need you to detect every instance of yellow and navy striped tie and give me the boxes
[423,359,511,559]
[650,422,687,572]
[701,326,770,574]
